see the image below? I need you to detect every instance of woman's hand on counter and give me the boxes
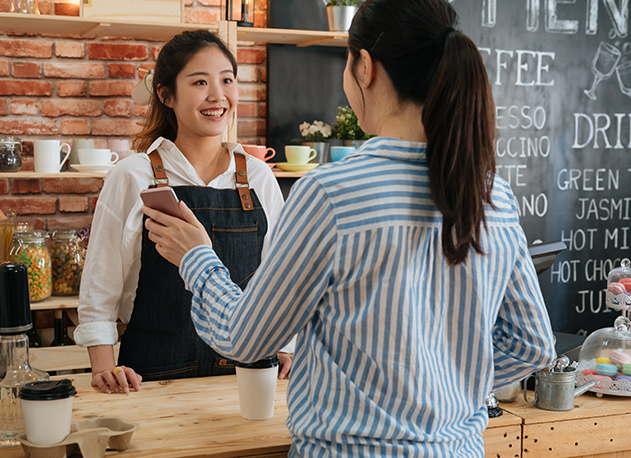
[143,201,212,267]
[91,365,143,395]
[278,352,293,380]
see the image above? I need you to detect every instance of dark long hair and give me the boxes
[134,30,238,153]
[348,0,496,265]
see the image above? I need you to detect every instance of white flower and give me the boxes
[307,125,318,135]
[299,122,311,131]
[322,125,332,137]
[313,120,324,129]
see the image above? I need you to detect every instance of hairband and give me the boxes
[439,27,456,48]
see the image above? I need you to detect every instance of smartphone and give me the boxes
[140,187,184,219]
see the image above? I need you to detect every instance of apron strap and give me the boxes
[149,149,253,212]
[234,152,254,211]
[148,151,169,188]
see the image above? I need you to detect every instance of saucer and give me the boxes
[275,163,319,172]
[71,164,115,173]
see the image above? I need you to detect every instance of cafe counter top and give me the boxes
[4,373,521,458]
[5,373,292,458]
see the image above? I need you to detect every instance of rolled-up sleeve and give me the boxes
[492,233,557,390]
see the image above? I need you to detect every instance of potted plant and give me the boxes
[325,0,361,32]
[297,120,332,163]
[331,106,372,148]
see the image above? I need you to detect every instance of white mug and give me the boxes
[78,149,118,166]
[33,140,71,173]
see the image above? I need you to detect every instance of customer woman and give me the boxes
[144,1,556,456]
[74,30,293,395]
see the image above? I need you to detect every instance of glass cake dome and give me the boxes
[577,316,631,397]
[606,258,631,311]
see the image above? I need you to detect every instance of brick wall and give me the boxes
[0,0,268,231]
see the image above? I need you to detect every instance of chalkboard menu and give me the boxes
[267,0,631,335]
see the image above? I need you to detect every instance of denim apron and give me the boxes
[117,151,267,381]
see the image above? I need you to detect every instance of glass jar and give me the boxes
[49,228,85,296]
[606,258,631,311]
[10,0,40,14]
[0,210,33,262]
[0,137,22,172]
[9,231,51,302]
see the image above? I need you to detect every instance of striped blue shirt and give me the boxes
[181,137,556,457]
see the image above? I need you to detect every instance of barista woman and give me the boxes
[74,30,293,394]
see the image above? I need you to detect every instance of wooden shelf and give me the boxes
[272,170,309,178]
[0,12,219,41]
[31,295,79,311]
[0,171,106,179]
[1,170,307,179]
[237,26,347,47]
[0,13,347,46]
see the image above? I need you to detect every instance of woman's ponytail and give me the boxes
[349,0,496,264]
[422,32,496,265]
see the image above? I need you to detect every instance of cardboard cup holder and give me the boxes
[17,416,138,458]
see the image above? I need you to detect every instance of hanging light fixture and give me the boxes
[221,0,255,27]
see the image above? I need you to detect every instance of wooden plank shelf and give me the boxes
[1,170,308,179]
[0,171,107,179]
[0,13,347,47]
[30,342,120,372]
[31,295,79,311]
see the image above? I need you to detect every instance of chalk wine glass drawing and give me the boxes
[616,59,631,99]
[584,41,622,100]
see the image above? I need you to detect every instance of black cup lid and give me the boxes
[19,379,76,401]
[235,355,280,369]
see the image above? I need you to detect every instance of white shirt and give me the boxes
[74,137,290,352]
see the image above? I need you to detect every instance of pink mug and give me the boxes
[242,145,276,162]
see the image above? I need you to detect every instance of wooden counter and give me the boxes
[4,373,519,458]
[502,391,631,458]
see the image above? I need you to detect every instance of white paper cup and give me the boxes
[235,356,279,420]
[19,379,76,445]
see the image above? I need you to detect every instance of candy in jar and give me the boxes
[49,228,86,296]
[9,230,52,302]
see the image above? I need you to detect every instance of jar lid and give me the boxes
[235,356,280,369]
[50,228,78,240]
[0,137,21,146]
[12,229,48,243]
[19,379,76,401]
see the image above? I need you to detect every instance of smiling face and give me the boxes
[163,46,238,142]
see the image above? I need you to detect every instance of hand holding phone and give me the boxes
[140,186,184,219]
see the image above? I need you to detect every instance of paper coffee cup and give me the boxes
[235,356,279,420]
[19,379,76,445]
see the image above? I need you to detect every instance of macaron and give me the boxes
[610,350,631,365]
[608,282,627,295]
[623,363,631,376]
[615,374,631,383]
[596,363,618,376]
[619,278,631,291]
[597,357,613,365]
[582,369,597,375]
